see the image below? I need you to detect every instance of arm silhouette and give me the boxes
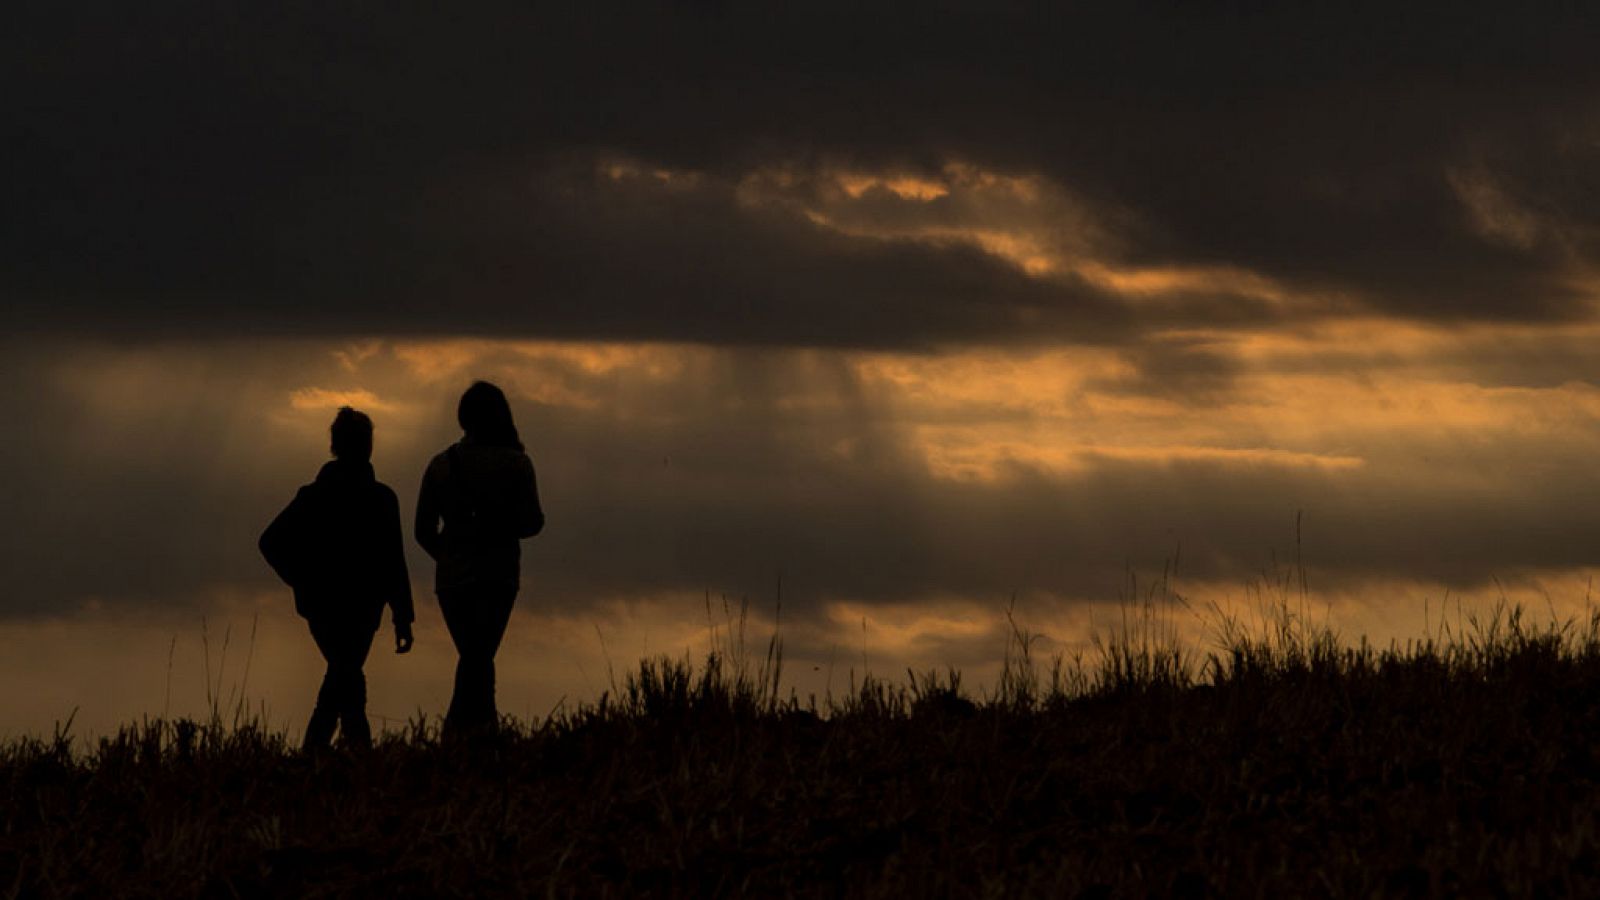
[516,454,545,539]
[259,488,309,587]
[383,487,415,653]
[414,460,443,562]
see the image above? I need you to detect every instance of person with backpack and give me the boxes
[259,407,415,750]
[415,381,544,734]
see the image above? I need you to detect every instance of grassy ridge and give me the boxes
[8,602,1600,897]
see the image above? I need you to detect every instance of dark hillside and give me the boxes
[7,606,1600,897]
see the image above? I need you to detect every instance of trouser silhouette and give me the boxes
[439,585,517,732]
[304,617,376,749]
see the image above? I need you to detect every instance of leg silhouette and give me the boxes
[305,617,376,750]
[439,586,516,734]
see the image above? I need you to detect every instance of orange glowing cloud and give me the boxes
[835,172,951,201]
[288,387,394,412]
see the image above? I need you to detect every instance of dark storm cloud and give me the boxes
[1097,336,1240,402]
[7,2,1600,343]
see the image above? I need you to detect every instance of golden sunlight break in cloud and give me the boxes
[288,387,393,412]
[626,154,1309,306]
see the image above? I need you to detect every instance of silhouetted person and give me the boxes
[260,407,414,750]
[416,381,544,734]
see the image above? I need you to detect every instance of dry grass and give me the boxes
[8,593,1600,897]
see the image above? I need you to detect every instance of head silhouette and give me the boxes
[458,381,523,450]
[330,407,374,461]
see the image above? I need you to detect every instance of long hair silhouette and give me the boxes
[458,381,523,450]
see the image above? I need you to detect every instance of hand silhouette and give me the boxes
[395,621,414,654]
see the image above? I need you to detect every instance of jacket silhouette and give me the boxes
[261,411,414,750]
[415,441,544,593]
[261,459,414,630]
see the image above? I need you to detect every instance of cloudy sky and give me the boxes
[7,2,1600,735]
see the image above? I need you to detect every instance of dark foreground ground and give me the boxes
[7,608,1600,898]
